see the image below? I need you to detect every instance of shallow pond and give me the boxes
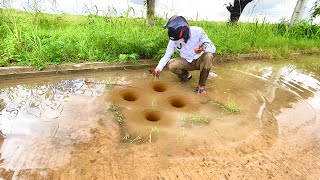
[0,56,320,179]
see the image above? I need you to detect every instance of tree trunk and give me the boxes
[290,0,307,25]
[226,0,253,23]
[146,0,155,26]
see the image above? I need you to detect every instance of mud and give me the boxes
[0,57,320,179]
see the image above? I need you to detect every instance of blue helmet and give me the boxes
[164,16,190,42]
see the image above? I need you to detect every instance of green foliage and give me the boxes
[119,53,139,63]
[313,7,320,17]
[225,101,242,113]
[212,100,241,114]
[312,0,320,17]
[0,9,168,68]
[0,9,320,68]
[274,19,320,39]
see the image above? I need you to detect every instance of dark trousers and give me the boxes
[168,53,213,86]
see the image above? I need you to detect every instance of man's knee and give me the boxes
[203,53,213,62]
[168,58,182,71]
[202,53,213,67]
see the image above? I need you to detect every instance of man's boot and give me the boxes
[177,69,192,82]
[197,68,210,95]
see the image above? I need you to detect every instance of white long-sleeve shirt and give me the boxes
[156,26,216,71]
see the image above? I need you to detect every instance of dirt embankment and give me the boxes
[1,52,319,79]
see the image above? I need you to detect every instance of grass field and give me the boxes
[0,8,319,69]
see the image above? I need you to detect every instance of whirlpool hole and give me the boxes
[144,110,161,122]
[152,82,167,92]
[121,90,138,102]
[169,96,186,108]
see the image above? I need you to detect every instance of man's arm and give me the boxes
[155,40,175,72]
[199,28,216,53]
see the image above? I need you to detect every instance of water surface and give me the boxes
[0,56,320,179]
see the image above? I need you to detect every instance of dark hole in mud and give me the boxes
[169,96,186,108]
[152,82,167,92]
[143,110,161,122]
[121,90,138,102]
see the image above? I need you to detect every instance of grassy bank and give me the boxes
[0,9,320,69]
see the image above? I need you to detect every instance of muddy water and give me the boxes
[0,57,320,179]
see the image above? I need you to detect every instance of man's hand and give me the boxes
[194,45,204,54]
[149,68,160,78]
[154,67,161,74]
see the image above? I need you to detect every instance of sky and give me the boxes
[1,0,319,23]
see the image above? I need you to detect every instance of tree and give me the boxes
[146,0,155,26]
[312,0,320,17]
[226,0,253,23]
[290,0,307,25]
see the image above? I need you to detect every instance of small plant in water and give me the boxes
[123,133,130,142]
[123,126,160,144]
[212,100,241,113]
[225,100,241,113]
[180,115,209,127]
[129,135,143,144]
[107,104,124,124]
[148,126,160,143]
[105,83,113,89]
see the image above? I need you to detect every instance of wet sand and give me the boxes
[0,60,320,179]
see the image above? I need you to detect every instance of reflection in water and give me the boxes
[279,65,320,94]
[0,79,104,124]
[232,62,320,136]
[0,76,122,173]
[258,64,320,111]
[239,63,320,98]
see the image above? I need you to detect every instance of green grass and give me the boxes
[122,126,160,144]
[180,116,209,127]
[0,9,320,69]
[212,100,242,114]
[107,104,124,124]
[225,101,242,113]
